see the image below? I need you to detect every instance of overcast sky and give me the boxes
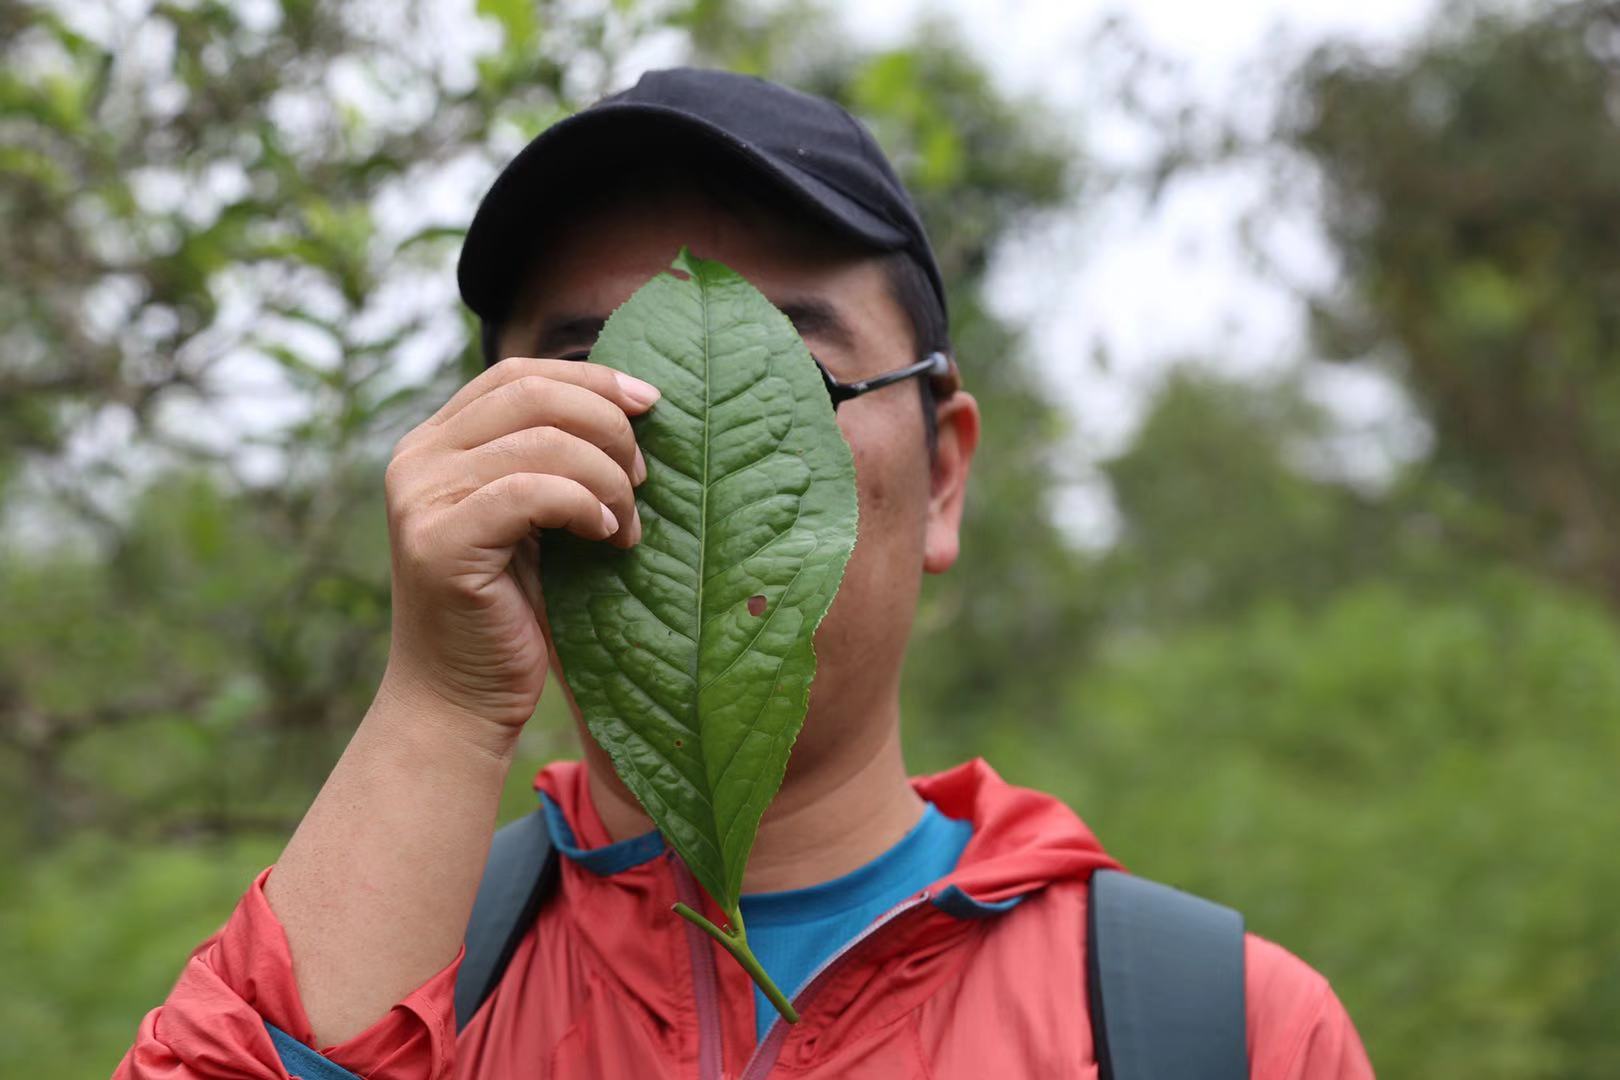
[834,0,1443,538]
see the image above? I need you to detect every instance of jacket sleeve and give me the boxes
[1245,935,1375,1080]
[115,867,463,1080]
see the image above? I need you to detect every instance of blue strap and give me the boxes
[453,806,559,1032]
[1087,869,1248,1080]
[265,1022,360,1080]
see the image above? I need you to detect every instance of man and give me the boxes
[118,68,1373,1078]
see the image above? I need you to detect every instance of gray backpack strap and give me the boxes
[1087,869,1248,1080]
[453,806,560,1033]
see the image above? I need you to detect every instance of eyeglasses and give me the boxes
[814,350,954,409]
[560,349,955,408]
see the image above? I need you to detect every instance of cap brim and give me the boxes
[457,102,912,322]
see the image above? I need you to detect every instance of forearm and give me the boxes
[121,356,649,1073]
[265,671,518,1046]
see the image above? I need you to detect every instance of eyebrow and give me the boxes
[532,296,855,357]
[776,297,855,351]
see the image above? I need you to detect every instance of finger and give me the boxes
[439,472,619,555]
[437,376,646,484]
[427,356,660,429]
[449,425,640,548]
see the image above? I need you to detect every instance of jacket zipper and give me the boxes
[737,891,934,1080]
[672,857,725,1080]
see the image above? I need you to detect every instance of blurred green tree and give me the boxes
[990,570,1620,1080]
[0,0,582,843]
[1039,3,1620,1072]
[1291,0,1620,608]
[1098,369,1375,626]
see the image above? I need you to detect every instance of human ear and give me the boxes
[922,390,980,574]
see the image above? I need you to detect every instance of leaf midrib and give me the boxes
[692,262,715,857]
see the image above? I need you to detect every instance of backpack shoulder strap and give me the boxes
[453,805,560,1033]
[1086,868,1248,1080]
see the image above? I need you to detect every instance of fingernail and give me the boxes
[631,506,643,544]
[600,504,619,535]
[632,446,648,486]
[615,372,661,408]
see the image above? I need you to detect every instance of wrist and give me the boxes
[371,666,524,764]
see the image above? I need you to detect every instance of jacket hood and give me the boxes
[532,756,1120,914]
[911,757,1121,910]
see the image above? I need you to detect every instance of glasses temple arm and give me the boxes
[839,352,949,396]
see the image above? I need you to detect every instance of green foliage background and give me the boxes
[3,0,1618,1075]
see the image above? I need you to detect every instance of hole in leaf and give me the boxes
[747,594,767,616]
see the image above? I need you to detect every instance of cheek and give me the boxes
[810,424,925,683]
[856,444,892,523]
[814,394,928,642]
[840,423,927,578]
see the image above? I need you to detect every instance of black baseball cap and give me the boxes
[456,67,950,358]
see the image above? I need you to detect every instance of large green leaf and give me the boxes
[541,248,859,1019]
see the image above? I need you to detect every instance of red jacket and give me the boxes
[118,758,1373,1078]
